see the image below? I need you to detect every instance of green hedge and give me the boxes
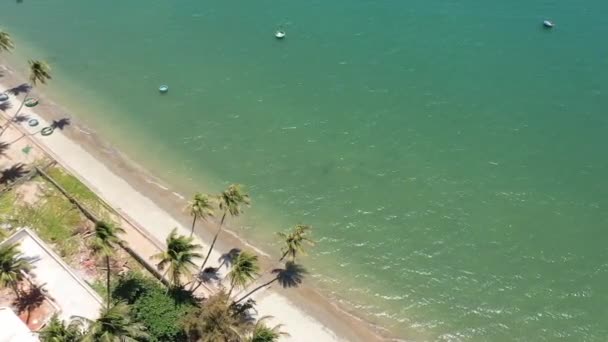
[113,272,197,342]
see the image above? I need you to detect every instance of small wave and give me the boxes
[145,179,169,190]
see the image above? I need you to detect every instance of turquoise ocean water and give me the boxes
[2,1,608,340]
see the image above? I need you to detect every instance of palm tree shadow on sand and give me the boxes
[50,118,71,130]
[7,83,32,96]
[234,262,308,304]
[0,101,11,112]
[218,248,241,270]
[12,114,30,123]
[0,163,28,185]
[272,262,307,288]
[0,141,9,157]
[13,283,47,324]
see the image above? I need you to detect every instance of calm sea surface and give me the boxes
[2,0,608,340]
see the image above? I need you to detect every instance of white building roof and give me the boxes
[0,307,39,342]
[1,228,103,321]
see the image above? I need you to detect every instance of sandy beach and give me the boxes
[0,60,392,341]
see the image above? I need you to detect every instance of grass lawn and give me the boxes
[1,165,151,296]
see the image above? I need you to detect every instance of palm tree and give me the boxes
[0,30,14,53]
[39,314,85,342]
[79,301,148,342]
[90,221,125,307]
[226,251,259,297]
[234,262,306,304]
[199,184,250,274]
[0,242,31,299]
[152,228,202,288]
[182,291,246,342]
[186,192,214,237]
[246,316,289,342]
[277,224,314,262]
[0,59,51,137]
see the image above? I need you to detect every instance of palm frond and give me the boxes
[0,31,14,52]
[28,59,52,86]
[227,251,260,291]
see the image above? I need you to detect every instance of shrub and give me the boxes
[113,272,196,342]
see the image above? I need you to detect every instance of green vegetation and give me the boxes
[186,192,214,237]
[45,166,108,218]
[247,316,289,342]
[112,272,194,341]
[39,314,84,342]
[182,291,247,342]
[0,173,85,257]
[80,301,149,341]
[2,30,319,341]
[0,30,14,53]
[199,184,250,279]
[90,220,125,307]
[0,242,32,299]
[152,228,202,288]
[226,251,260,297]
[2,168,314,341]
[277,224,315,262]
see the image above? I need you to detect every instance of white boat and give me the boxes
[275,30,286,39]
[543,20,554,28]
[159,85,169,93]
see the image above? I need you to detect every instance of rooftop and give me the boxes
[0,307,39,342]
[1,228,103,321]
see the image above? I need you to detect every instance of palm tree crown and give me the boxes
[0,242,31,298]
[183,291,246,342]
[277,224,314,262]
[80,301,148,342]
[218,184,250,219]
[187,192,214,236]
[226,251,259,296]
[247,316,289,342]
[28,59,52,86]
[91,221,125,257]
[197,184,250,278]
[152,228,202,287]
[0,30,14,53]
[39,314,84,342]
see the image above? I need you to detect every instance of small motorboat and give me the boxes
[543,20,554,28]
[159,85,169,93]
[275,30,286,39]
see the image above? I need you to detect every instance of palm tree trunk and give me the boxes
[161,268,171,294]
[190,216,197,237]
[199,211,227,273]
[279,251,289,262]
[0,89,30,137]
[234,277,277,304]
[227,282,235,298]
[190,211,226,291]
[11,282,21,300]
[106,255,111,307]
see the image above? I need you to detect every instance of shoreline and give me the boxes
[0,59,397,341]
